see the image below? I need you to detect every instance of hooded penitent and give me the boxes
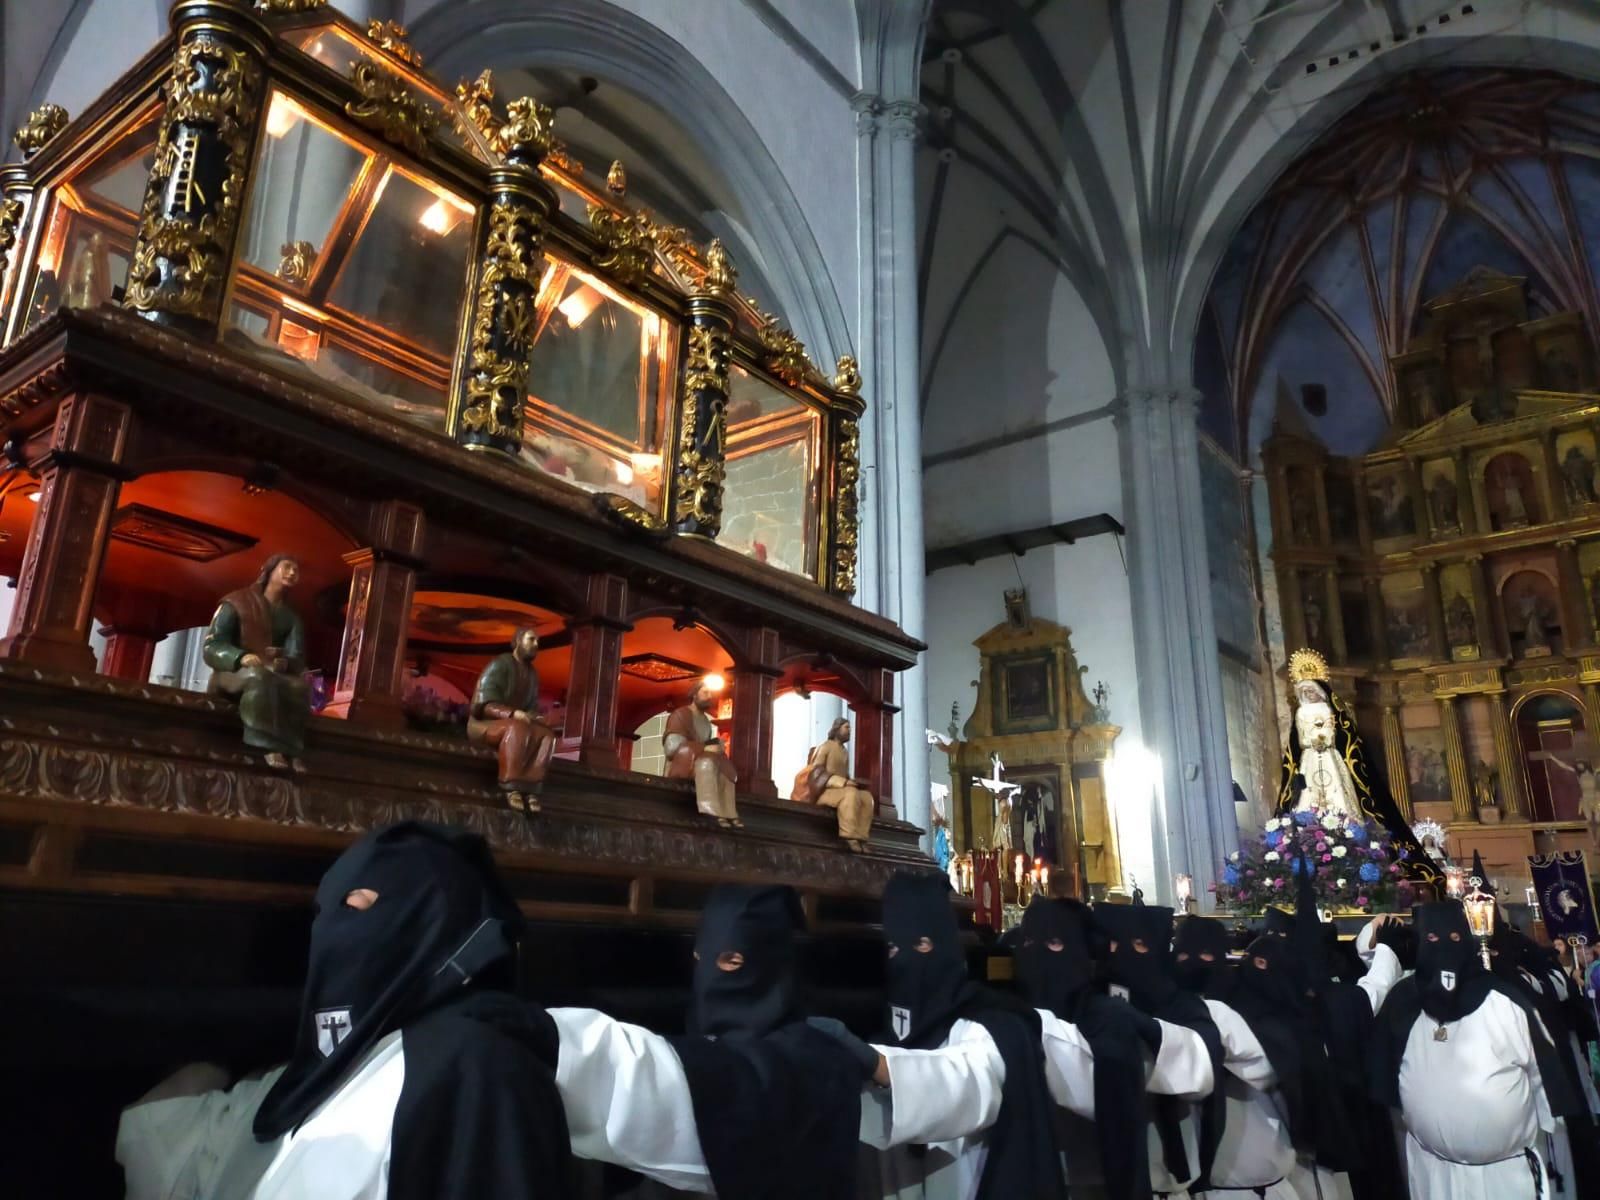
[1173,916,1234,1000]
[252,821,572,1200]
[1094,902,1225,1189]
[1373,901,1583,1126]
[881,872,1067,1199]
[667,885,863,1200]
[1019,899,1160,1200]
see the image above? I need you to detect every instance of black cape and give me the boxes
[882,872,1066,1199]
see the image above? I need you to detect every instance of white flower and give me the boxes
[1264,851,1280,862]
[1229,852,1241,862]
[1331,846,1348,858]
[1336,878,1347,888]
[1321,811,1343,830]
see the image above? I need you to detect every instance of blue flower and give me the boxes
[1291,855,1313,877]
[1359,862,1381,883]
[1223,865,1241,886]
[1348,823,1369,843]
[1265,829,1285,849]
[1293,810,1319,826]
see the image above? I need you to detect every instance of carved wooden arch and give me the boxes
[772,649,872,710]
[621,603,750,671]
[411,569,589,630]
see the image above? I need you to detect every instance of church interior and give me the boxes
[7,0,1600,1195]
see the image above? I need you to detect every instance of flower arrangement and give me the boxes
[1211,806,1414,914]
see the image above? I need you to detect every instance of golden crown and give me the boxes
[1287,647,1329,685]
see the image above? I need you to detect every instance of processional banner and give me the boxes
[1528,851,1600,946]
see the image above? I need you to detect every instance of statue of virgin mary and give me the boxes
[1276,648,1439,883]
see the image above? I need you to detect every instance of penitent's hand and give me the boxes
[1363,912,1399,941]
[512,710,532,723]
[239,653,263,669]
[806,1016,890,1086]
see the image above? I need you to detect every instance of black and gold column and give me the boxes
[671,240,737,538]
[0,164,34,315]
[453,99,558,455]
[829,355,865,596]
[123,1,270,330]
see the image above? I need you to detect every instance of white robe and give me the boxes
[860,1018,1005,1200]
[116,1030,403,1200]
[1396,990,1558,1200]
[1200,999,1298,1200]
[1037,1008,1214,1196]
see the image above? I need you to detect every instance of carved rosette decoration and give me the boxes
[124,14,267,326]
[829,355,865,596]
[345,60,437,157]
[757,310,814,388]
[674,273,737,537]
[14,104,69,160]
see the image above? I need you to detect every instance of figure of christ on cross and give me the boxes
[1529,743,1600,847]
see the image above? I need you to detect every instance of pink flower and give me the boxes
[1389,865,1400,874]
[1272,878,1285,889]
[1356,896,1370,907]
[1316,842,1328,853]
[1321,853,1332,863]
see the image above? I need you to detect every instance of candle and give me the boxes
[1040,865,1050,895]
[1015,853,1025,887]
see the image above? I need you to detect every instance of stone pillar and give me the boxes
[1324,568,1348,663]
[1453,451,1476,535]
[672,247,736,537]
[1,395,131,670]
[1487,689,1527,818]
[850,86,928,839]
[98,627,163,682]
[1586,683,1600,747]
[1380,704,1412,819]
[1365,576,1391,665]
[1542,430,1567,521]
[1280,570,1306,651]
[852,667,899,820]
[729,629,782,798]
[1438,695,1474,822]
[452,103,557,455]
[1467,554,1502,658]
[1556,539,1591,649]
[558,572,629,767]
[124,1,271,330]
[1420,563,1447,663]
[324,501,425,728]
[1117,386,1238,905]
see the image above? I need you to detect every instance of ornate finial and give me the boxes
[455,69,496,141]
[15,104,68,160]
[495,97,555,162]
[345,61,437,157]
[277,240,316,284]
[833,355,862,397]
[704,239,737,297]
[1287,647,1330,685]
[607,160,627,196]
[366,19,422,67]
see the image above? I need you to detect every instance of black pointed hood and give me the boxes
[688,885,805,1039]
[1016,898,1096,1016]
[254,821,524,1140]
[1093,902,1178,1009]
[1414,900,1488,1022]
[881,871,979,1047]
[1173,916,1233,999]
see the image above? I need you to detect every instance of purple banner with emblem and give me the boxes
[1529,851,1600,945]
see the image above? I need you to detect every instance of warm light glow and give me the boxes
[612,459,634,486]
[701,673,726,694]
[557,283,602,328]
[629,452,661,479]
[1444,865,1466,899]
[277,319,320,362]
[27,490,41,503]
[1174,873,1194,905]
[418,192,471,236]
[265,93,303,139]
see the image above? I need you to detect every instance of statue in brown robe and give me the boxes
[469,627,555,813]
[791,717,873,852]
[204,554,311,771]
[664,681,741,829]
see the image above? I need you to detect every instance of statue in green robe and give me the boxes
[204,554,311,770]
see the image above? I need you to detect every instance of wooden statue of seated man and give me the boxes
[791,717,873,853]
[203,553,311,773]
[468,626,556,813]
[663,681,742,829]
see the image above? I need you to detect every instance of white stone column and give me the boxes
[1117,386,1238,906]
[853,89,929,840]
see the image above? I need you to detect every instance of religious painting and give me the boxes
[1419,460,1462,535]
[1482,450,1540,531]
[1501,569,1562,659]
[1394,355,1448,427]
[1490,325,1536,394]
[1339,582,1371,661]
[1515,692,1589,823]
[1365,469,1416,541]
[1555,430,1600,509]
[1324,469,1359,543]
[1004,768,1064,870]
[1380,572,1431,663]
[993,652,1057,734]
[1531,319,1591,392]
[1285,469,1321,546]
[1404,726,1451,805]
[408,591,562,650]
[1439,563,1479,660]
[1299,572,1331,653]
[1445,336,1503,423]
